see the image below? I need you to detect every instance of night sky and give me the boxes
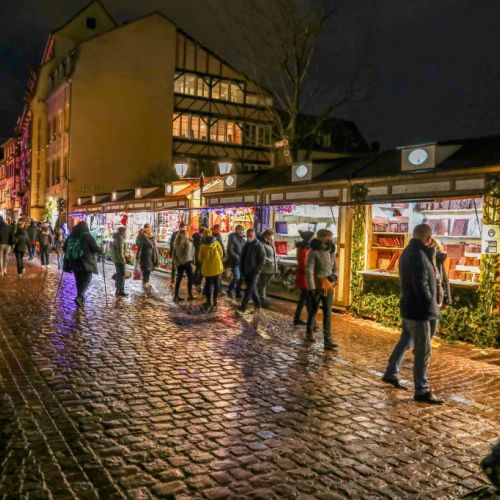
[1,0,499,149]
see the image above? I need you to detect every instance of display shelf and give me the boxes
[455,265,481,273]
[372,231,408,236]
[417,209,483,214]
[359,270,479,288]
[372,246,404,251]
[464,251,481,258]
[437,235,481,240]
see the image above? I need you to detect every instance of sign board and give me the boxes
[482,224,500,255]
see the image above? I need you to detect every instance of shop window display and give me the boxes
[365,197,483,286]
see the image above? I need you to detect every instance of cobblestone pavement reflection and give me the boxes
[0,258,498,498]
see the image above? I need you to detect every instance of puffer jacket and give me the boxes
[306,238,338,290]
[295,241,310,290]
[172,239,195,266]
[38,230,52,247]
[260,238,278,275]
[137,234,158,272]
[226,233,245,266]
[111,233,126,264]
[198,236,224,277]
[0,216,12,245]
[13,228,29,253]
[240,239,265,276]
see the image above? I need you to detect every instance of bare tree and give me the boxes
[205,0,372,163]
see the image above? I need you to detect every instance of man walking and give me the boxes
[26,220,38,261]
[226,224,245,299]
[236,228,265,316]
[382,223,443,404]
[111,226,128,297]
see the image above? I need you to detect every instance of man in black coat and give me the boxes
[382,224,443,404]
[226,224,245,299]
[26,220,38,260]
[236,228,265,315]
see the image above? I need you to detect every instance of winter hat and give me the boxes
[298,230,315,242]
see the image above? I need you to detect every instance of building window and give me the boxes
[244,123,272,146]
[230,83,244,104]
[86,17,96,29]
[174,73,209,98]
[321,133,331,148]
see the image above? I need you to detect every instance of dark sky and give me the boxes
[1,0,499,149]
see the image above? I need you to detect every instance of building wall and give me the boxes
[0,138,21,219]
[29,1,115,219]
[67,14,177,210]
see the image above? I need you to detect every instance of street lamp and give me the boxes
[218,160,233,176]
[174,162,189,179]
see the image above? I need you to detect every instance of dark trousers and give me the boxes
[175,262,193,297]
[40,245,50,265]
[114,263,125,293]
[257,273,273,306]
[240,272,261,312]
[15,251,25,274]
[74,270,92,299]
[203,276,220,305]
[306,289,334,343]
[294,289,308,322]
[228,264,243,297]
[28,244,36,260]
[171,262,176,283]
[193,260,202,288]
[142,269,151,284]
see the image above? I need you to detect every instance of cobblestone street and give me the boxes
[0,258,498,499]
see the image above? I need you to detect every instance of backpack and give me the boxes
[65,234,86,261]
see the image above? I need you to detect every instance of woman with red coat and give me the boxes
[294,230,315,325]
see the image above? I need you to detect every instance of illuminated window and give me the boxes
[197,78,209,98]
[230,83,244,103]
[174,74,185,93]
[184,74,196,95]
[172,113,181,136]
[199,120,208,140]
[180,115,189,138]
[190,115,200,139]
[244,123,271,146]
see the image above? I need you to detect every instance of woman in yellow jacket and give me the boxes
[198,229,224,311]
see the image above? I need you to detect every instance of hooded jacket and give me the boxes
[306,238,338,291]
[38,229,53,247]
[27,222,38,242]
[0,216,12,245]
[400,238,440,321]
[13,227,29,253]
[260,237,278,275]
[198,236,224,277]
[226,232,246,266]
[137,233,158,272]
[111,232,126,264]
[64,221,101,273]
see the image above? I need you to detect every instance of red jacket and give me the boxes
[295,246,309,290]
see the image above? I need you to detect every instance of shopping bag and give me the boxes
[133,264,142,280]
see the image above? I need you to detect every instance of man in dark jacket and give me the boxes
[382,224,443,404]
[64,221,102,308]
[26,220,38,260]
[226,224,245,299]
[0,215,13,275]
[169,222,186,286]
[236,228,265,315]
[13,222,29,275]
[192,227,204,291]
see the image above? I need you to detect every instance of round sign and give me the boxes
[295,164,308,178]
[225,175,235,187]
[408,148,429,166]
[166,184,173,194]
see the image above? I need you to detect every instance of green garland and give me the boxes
[350,185,368,314]
[349,176,500,348]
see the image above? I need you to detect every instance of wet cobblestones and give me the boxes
[0,258,498,498]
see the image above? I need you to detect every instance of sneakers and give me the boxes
[382,375,408,390]
[293,319,307,326]
[187,295,195,301]
[414,392,444,404]
[115,292,128,297]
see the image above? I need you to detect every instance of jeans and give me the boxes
[171,262,176,283]
[28,243,36,260]
[15,251,25,275]
[228,264,243,298]
[384,318,432,396]
[114,263,125,293]
[240,272,261,312]
[74,270,92,299]
[294,289,308,322]
[40,245,50,266]
[257,273,273,305]
[203,275,220,305]
[56,251,64,269]
[175,262,193,297]
[306,289,334,343]
[0,244,9,273]
[430,319,439,337]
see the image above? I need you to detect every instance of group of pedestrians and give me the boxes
[0,216,66,276]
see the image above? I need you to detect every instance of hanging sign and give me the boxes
[481,224,500,255]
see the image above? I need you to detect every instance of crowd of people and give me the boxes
[1,216,452,404]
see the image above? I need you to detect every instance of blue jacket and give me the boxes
[399,239,440,321]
